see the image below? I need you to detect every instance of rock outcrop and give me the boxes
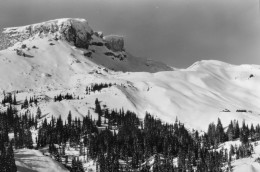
[0,18,93,50]
[104,35,124,52]
[0,19,128,52]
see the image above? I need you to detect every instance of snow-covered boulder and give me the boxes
[104,35,124,52]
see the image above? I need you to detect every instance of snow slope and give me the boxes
[15,149,69,172]
[217,140,260,172]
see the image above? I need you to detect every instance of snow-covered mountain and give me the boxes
[1,18,260,172]
[0,18,260,131]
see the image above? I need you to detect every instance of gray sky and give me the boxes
[0,0,260,68]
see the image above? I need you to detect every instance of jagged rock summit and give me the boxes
[0,18,133,53]
[1,18,125,56]
[1,18,124,52]
[0,18,93,50]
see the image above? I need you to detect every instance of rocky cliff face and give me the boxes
[0,19,128,53]
[0,18,93,50]
[104,35,124,52]
[0,29,11,50]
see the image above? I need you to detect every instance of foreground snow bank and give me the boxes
[233,159,260,172]
[15,149,69,172]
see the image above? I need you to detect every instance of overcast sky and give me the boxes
[0,0,260,68]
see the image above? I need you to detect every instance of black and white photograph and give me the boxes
[0,0,260,171]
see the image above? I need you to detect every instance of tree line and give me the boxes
[86,83,115,94]
[1,94,260,171]
[36,98,259,171]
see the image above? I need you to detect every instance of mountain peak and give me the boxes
[3,18,92,35]
[186,60,232,71]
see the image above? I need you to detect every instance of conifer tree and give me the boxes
[13,94,17,105]
[240,120,249,144]
[71,157,78,172]
[25,129,33,149]
[23,97,29,109]
[227,121,234,141]
[6,143,17,172]
[68,111,72,128]
[216,118,225,144]
[76,159,85,172]
[234,121,240,139]
[36,107,42,119]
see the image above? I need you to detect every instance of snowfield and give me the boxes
[0,18,260,171]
